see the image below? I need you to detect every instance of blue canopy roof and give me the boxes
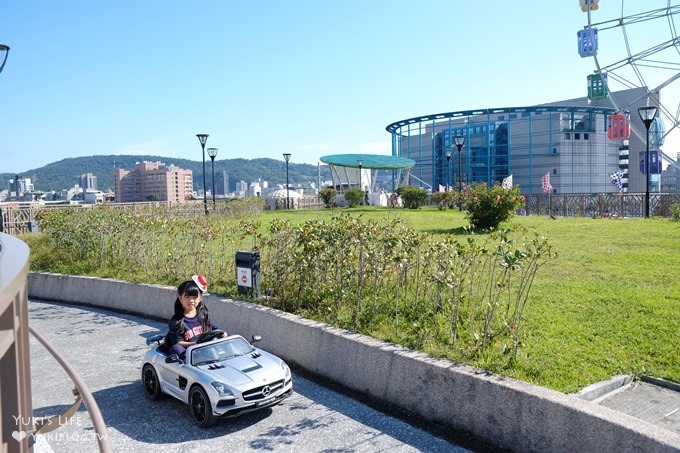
[320,154,415,170]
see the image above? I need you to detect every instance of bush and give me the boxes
[461,183,525,230]
[431,191,457,210]
[396,186,430,209]
[671,203,680,221]
[344,188,364,207]
[319,187,337,208]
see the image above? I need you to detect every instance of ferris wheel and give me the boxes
[579,0,680,169]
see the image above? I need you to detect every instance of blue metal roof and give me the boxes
[385,105,618,133]
[320,154,415,170]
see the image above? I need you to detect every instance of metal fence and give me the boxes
[1,193,678,236]
[521,193,680,218]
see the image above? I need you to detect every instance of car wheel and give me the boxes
[142,364,163,400]
[189,386,216,428]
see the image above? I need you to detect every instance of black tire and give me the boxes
[189,386,216,428]
[142,364,163,400]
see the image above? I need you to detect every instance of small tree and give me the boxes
[396,186,430,209]
[461,183,525,230]
[319,187,337,208]
[344,188,364,207]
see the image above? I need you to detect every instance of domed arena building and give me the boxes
[386,87,662,195]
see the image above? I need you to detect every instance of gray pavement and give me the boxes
[597,380,680,435]
[27,299,478,453]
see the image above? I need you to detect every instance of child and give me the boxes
[165,275,224,359]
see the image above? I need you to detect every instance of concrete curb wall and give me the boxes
[28,272,680,452]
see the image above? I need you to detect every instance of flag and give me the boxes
[502,175,513,190]
[541,172,553,194]
[610,169,623,191]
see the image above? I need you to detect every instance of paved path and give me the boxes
[27,299,483,453]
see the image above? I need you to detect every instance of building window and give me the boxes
[565,133,571,140]
[583,133,589,140]
[575,133,580,140]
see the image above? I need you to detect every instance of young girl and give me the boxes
[165,275,224,358]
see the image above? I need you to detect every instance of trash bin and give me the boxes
[28,221,39,233]
[235,251,260,298]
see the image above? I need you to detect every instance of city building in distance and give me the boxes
[114,161,193,203]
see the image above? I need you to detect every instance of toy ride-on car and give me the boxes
[142,330,293,427]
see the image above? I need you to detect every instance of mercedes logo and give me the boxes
[261,385,271,397]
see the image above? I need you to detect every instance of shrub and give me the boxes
[671,203,680,221]
[319,187,337,208]
[344,188,364,207]
[396,186,430,209]
[461,183,525,230]
[431,191,457,210]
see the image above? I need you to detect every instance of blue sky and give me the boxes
[1,1,677,174]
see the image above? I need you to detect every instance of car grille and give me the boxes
[242,379,285,401]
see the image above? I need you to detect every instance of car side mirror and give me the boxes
[251,335,262,343]
[165,354,182,364]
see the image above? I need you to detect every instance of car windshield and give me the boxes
[191,338,255,366]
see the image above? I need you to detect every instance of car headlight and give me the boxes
[281,361,291,379]
[211,382,234,397]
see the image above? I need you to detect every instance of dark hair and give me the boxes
[169,280,211,335]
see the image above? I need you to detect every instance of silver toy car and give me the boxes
[142,330,293,427]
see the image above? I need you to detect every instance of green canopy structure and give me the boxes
[319,154,415,193]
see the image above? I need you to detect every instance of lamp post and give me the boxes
[638,106,658,218]
[196,134,209,215]
[0,44,9,74]
[207,147,218,210]
[444,150,452,191]
[357,159,364,205]
[453,135,466,191]
[283,153,291,209]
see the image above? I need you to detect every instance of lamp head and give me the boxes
[207,147,218,159]
[453,135,465,150]
[357,160,363,168]
[283,153,291,163]
[196,134,209,147]
[445,150,452,159]
[637,106,658,128]
[0,44,9,74]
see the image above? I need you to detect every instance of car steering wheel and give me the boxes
[195,329,225,344]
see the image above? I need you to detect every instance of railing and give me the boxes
[0,233,112,452]
[521,192,680,218]
[2,192,679,236]
[0,232,33,453]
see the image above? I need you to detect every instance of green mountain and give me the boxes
[1,155,329,193]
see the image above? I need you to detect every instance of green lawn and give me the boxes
[24,204,679,393]
[260,207,680,392]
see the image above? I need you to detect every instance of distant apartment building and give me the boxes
[114,161,193,203]
[6,176,34,198]
[79,173,97,191]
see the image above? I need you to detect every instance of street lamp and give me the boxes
[0,44,9,74]
[196,134,209,215]
[638,106,658,218]
[357,159,364,205]
[444,150,452,191]
[283,153,291,209]
[207,147,218,210]
[453,135,466,191]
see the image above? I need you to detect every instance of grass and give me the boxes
[23,205,680,393]
[256,207,680,392]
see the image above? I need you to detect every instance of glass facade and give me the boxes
[387,105,624,194]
